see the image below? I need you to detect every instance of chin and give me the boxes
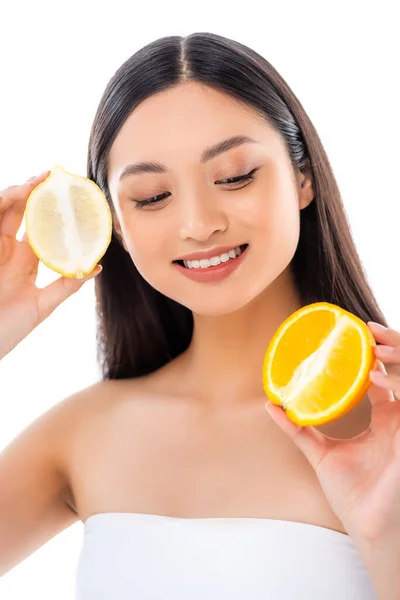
[169,285,267,317]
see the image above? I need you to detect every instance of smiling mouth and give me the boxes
[174,244,249,269]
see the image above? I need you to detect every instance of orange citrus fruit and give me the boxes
[25,165,112,279]
[262,302,377,426]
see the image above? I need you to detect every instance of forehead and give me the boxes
[107,81,282,177]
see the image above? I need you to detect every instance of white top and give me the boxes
[76,512,377,599]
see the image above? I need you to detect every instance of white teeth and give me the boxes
[183,245,246,269]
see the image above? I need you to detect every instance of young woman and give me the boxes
[1,32,399,599]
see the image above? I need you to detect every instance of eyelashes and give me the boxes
[131,167,259,210]
[216,167,258,186]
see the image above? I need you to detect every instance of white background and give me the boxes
[0,0,399,597]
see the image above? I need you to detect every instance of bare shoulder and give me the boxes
[59,365,194,514]
[62,362,189,433]
[0,379,121,575]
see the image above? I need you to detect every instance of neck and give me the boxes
[180,266,303,406]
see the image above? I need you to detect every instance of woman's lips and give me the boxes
[173,244,249,283]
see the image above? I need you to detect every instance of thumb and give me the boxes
[265,401,333,472]
[37,265,102,322]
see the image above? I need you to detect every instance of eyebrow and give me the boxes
[118,135,260,181]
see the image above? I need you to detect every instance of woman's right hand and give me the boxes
[0,171,102,360]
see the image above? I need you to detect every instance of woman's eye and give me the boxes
[132,192,171,210]
[131,168,259,209]
[215,168,258,187]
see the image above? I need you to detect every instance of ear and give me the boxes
[298,161,315,210]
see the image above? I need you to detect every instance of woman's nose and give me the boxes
[179,197,228,242]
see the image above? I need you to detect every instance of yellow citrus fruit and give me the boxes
[262,302,377,427]
[25,165,112,279]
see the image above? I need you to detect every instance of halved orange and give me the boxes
[262,302,377,426]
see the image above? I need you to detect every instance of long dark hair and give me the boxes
[87,32,387,380]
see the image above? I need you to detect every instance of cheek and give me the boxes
[247,166,300,238]
[122,216,172,279]
[231,187,299,243]
[258,197,300,236]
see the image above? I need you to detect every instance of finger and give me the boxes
[0,171,50,237]
[368,360,395,406]
[16,228,40,274]
[369,360,400,401]
[265,401,334,472]
[25,175,39,184]
[36,265,102,323]
[0,171,50,213]
[367,322,400,348]
[374,343,400,364]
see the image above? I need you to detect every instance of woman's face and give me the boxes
[107,81,313,316]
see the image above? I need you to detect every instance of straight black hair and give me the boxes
[87,32,387,380]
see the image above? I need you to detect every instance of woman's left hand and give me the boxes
[266,321,400,547]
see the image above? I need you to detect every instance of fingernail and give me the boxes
[91,265,103,277]
[375,345,394,356]
[368,322,387,331]
[81,265,102,281]
[26,172,49,184]
[370,370,386,380]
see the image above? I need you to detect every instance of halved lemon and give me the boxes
[262,302,377,426]
[25,165,112,279]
